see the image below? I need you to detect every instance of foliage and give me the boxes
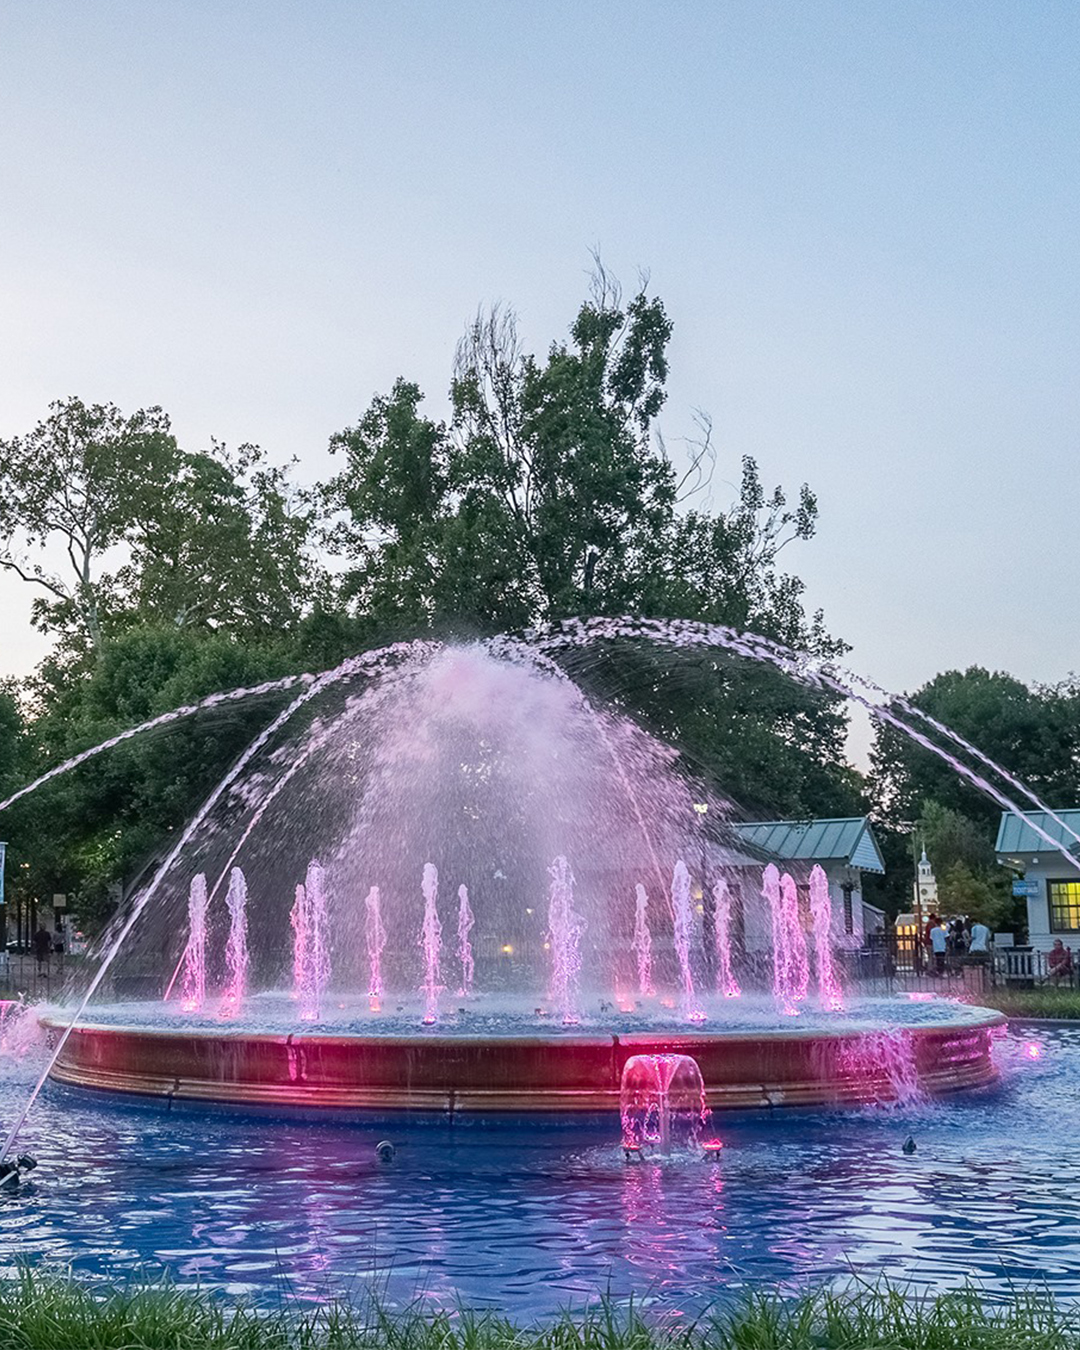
[871,667,1080,833]
[977,986,1080,1019]
[0,397,179,652]
[324,270,856,821]
[0,1272,1077,1350]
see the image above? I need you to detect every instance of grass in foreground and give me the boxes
[974,986,1080,1019]
[0,1272,1079,1350]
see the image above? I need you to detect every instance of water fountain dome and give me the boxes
[35,639,1002,1116]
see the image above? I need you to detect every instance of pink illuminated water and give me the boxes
[670,861,703,1020]
[809,865,844,1011]
[219,867,249,1018]
[297,860,331,1022]
[620,1052,711,1155]
[631,883,654,998]
[364,885,386,1005]
[765,865,808,1015]
[712,878,740,999]
[420,863,442,1024]
[179,873,208,1012]
[547,856,584,1025]
[456,884,475,997]
[290,883,307,1002]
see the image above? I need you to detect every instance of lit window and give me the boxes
[1048,880,1080,932]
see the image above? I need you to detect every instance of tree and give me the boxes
[871,667,1080,833]
[324,270,859,820]
[117,441,318,637]
[0,398,180,653]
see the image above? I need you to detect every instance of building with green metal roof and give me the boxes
[996,809,1080,952]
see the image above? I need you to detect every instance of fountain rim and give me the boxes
[39,1004,1007,1047]
[39,1007,1006,1114]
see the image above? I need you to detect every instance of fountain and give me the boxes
[620,1053,711,1157]
[3,635,1005,1125]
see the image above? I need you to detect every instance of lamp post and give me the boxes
[694,803,715,976]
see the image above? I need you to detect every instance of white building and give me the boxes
[996,809,1080,953]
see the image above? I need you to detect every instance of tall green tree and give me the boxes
[0,398,180,653]
[324,271,859,819]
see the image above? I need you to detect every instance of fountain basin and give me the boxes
[41,1007,1005,1112]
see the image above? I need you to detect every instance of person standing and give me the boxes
[929,920,948,975]
[968,918,991,961]
[32,924,51,975]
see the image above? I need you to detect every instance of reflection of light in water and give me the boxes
[1025,1041,1043,1060]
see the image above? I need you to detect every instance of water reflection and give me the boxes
[0,1027,1075,1315]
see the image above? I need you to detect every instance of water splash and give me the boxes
[670,861,703,1021]
[809,865,844,1011]
[297,860,331,1022]
[620,1053,711,1156]
[631,883,654,998]
[219,868,249,1018]
[547,856,584,1025]
[364,885,386,1007]
[179,874,208,1012]
[712,877,740,998]
[420,863,442,1024]
[457,884,475,997]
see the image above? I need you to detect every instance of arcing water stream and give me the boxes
[0,614,1074,1157]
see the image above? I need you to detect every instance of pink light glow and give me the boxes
[670,861,700,1020]
[1025,1042,1043,1059]
[218,868,249,1019]
[808,865,844,1012]
[631,883,655,997]
[420,863,443,1024]
[712,877,741,999]
[456,884,475,997]
[179,873,208,1013]
[365,886,386,1000]
[547,856,584,1024]
[907,992,935,1002]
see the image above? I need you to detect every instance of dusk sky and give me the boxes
[1,1,1077,752]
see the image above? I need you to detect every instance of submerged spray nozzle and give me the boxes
[0,1154,37,1187]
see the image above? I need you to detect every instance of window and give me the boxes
[842,884,854,935]
[1048,880,1080,932]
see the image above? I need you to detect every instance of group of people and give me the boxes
[924,913,991,974]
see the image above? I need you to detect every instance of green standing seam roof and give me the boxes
[729,817,886,874]
[995,809,1080,857]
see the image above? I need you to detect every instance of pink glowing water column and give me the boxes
[631,883,655,998]
[180,873,208,1012]
[219,867,249,1017]
[457,884,475,997]
[295,859,331,1022]
[547,855,585,1024]
[364,885,386,1005]
[779,871,809,1012]
[290,883,307,999]
[764,863,808,1015]
[620,1053,711,1155]
[808,864,844,1011]
[420,863,442,1024]
[670,861,704,1021]
[711,878,741,998]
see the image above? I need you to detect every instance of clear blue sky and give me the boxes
[1,1,1077,749]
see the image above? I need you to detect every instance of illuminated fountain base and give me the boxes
[42,1000,1005,1113]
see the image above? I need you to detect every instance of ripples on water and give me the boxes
[0,1024,1073,1315]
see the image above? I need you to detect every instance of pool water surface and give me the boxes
[0,1023,1073,1316]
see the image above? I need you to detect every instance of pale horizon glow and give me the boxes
[1,1,1077,772]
